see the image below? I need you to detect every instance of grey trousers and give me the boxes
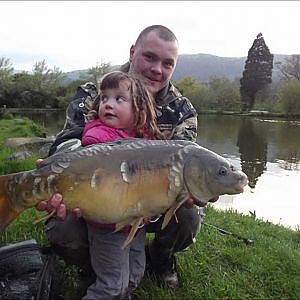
[45,205,204,285]
[82,225,145,300]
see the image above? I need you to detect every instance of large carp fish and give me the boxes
[0,139,248,247]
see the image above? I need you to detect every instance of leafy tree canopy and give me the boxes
[240,33,274,112]
[83,61,112,85]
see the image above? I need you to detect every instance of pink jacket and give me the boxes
[81,119,136,146]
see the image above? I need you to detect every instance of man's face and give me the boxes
[129,31,178,96]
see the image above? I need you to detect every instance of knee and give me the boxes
[175,205,205,236]
[45,214,88,249]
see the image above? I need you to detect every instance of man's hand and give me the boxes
[34,159,82,220]
[35,193,67,220]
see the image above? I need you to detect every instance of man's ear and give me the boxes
[129,45,135,62]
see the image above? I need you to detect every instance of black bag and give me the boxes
[0,240,56,300]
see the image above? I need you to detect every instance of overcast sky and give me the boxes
[1,1,299,72]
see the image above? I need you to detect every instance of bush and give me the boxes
[1,112,13,120]
[277,80,300,114]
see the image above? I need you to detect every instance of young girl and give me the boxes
[81,71,163,300]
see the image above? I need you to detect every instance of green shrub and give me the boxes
[1,112,14,120]
[277,80,300,114]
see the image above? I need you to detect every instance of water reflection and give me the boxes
[197,114,300,229]
[236,118,267,188]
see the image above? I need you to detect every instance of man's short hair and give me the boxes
[135,25,178,46]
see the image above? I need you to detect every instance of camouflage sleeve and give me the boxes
[48,82,97,156]
[63,83,97,130]
[172,116,198,142]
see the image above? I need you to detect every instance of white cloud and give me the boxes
[1,1,299,72]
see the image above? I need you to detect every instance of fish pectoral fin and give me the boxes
[33,210,56,225]
[114,218,133,232]
[161,202,179,230]
[161,192,190,230]
[122,217,143,249]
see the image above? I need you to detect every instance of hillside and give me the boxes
[63,53,288,84]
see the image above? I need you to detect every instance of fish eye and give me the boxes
[218,166,228,176]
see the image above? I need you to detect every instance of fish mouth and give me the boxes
[234,187,244,193]
[232,179,249,194]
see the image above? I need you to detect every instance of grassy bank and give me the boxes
[0,116,299,299]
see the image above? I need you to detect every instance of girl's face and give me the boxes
[98,80,134,130]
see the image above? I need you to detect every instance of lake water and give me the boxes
[13,111,300,230]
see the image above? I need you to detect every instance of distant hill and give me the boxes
[62,53,289,84]
[173,53,287,82]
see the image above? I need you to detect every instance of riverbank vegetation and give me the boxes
[0,116,299,299]
[1,55,300,115]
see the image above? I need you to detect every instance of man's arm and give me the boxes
[172,115,197,142]
[48,83,97,155]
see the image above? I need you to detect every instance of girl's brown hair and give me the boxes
[87,71,164,139]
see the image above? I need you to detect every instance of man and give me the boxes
[38,25,204,290]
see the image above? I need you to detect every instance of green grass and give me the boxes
[0,117,299,299]
[0,115,46,245]
[135,207,300,299]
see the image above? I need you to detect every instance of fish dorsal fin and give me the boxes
[161,191,190,230]
[122,217,144,249]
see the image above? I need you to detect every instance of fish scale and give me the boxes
[0,139,248,247]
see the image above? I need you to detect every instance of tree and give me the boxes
[32,60,64,90]
[0,57,14,87]
[208,76,240,111]
[86,61,112,85]
[277,80,300,114]
[275,55,300,81]
[174,77,211,112]
[240,33,274,112]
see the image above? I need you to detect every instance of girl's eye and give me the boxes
[116,96,126,102]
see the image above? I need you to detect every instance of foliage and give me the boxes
[208,76,241,111]
[1,53,300,114]
[82,61,112,84]
[275,54,300,81]
[0,57,14,87]
[175,76,242,112]
[0,59,66,109]
[1,202,299,299]
[240,33,274,112]
[276,80,300,114]
[0,117,45,143]
[32,60,65,89]
[0,117,44,174]
[174,77,212,112]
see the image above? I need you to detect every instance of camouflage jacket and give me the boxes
[48,71,198,156]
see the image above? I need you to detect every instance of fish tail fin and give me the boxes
[0,175,20,230]
[122,217,143,249]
